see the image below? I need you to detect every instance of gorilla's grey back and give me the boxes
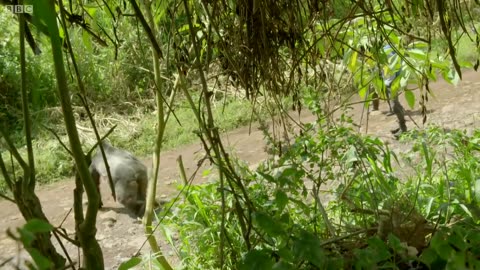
[91,146,147,180]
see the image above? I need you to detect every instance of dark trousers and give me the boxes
[371,87,407,133]
[389,88,407,132]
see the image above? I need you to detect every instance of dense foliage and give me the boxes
[162,98,480,269]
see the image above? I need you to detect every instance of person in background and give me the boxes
[371,37,410,138]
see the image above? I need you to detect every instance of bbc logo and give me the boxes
[6,5,33,14]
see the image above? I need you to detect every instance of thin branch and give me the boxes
[128,0,163,58]
[42,125,73,156]
[0,129,29,173]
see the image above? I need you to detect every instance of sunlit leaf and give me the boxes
[358,85,368,99]
[408,49,427,60]
[82,30,93,52]
[343,145,358,165]
[202,168,211,177]
[425,197,434,217]
[458,203,473,218]
[349,51,358,70]
[441,69,453,84]
[404,90,415,109]
[85,7,97,17]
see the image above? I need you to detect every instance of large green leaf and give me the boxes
[118,257,142,270]
[404,89,416,109]
[253,212,285,237]
[239,250,275,270]
[292,230,325,268]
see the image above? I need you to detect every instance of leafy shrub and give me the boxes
[159,96,480,269]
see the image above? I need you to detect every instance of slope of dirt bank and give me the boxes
[0,70,478,269]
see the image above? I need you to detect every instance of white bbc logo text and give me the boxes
[5,5,33,14]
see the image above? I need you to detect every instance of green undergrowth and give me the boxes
[120,98,267,154]
[149,93,480,270]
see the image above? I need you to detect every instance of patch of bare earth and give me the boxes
[0,70,478,269]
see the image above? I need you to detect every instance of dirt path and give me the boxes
[0,70,478,269]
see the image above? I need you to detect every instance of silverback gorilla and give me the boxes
[89,141,148,217]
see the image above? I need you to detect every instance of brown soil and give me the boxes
[0,70,478,269]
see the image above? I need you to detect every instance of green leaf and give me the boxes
[277,246,294,262]
[431,233,454,261]
[239,250,274,270]
[387,234,404,252]
[85,7,97,17]
[27,248,54,270]
[24,219,54,234]
[253,212,284,237]
[410,41,428,49]
[425,197,434,217]
[358,85,368,99]
[419,247,439,267]
[441,69,453,84]
[275,190,288,212]
[257,171,275,183]
[178,24,190,33]
[458,203,473,218]
[404,90,415,109]
[408,49,427,60]
[349,51,358,71]
[18,228,36,247]
[118,257,142,270]
[292,231,325,268]
[343,145,358,165]
[82,30,93,52]
[448,228,467,251]
[366,236,391,262]
[202,168,211,177]
[450,70,460,85]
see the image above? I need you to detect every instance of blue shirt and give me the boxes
[382,45,401,86]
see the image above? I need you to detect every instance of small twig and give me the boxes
[86,125,117,156]
[58,208,73,228]
[0,257,13,267]
[312,189,337,237]
[41,124,73,156]
[52,230,76,270]
[0,193,15,203]
[320,228,375,247]
[0,154,14,192]
[176,155,188,186]
[0,129,29,173]
[74,124,92,132]
[54,227,80,246]
[135,152,206,256]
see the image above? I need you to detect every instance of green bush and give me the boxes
[158,97,480,269]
